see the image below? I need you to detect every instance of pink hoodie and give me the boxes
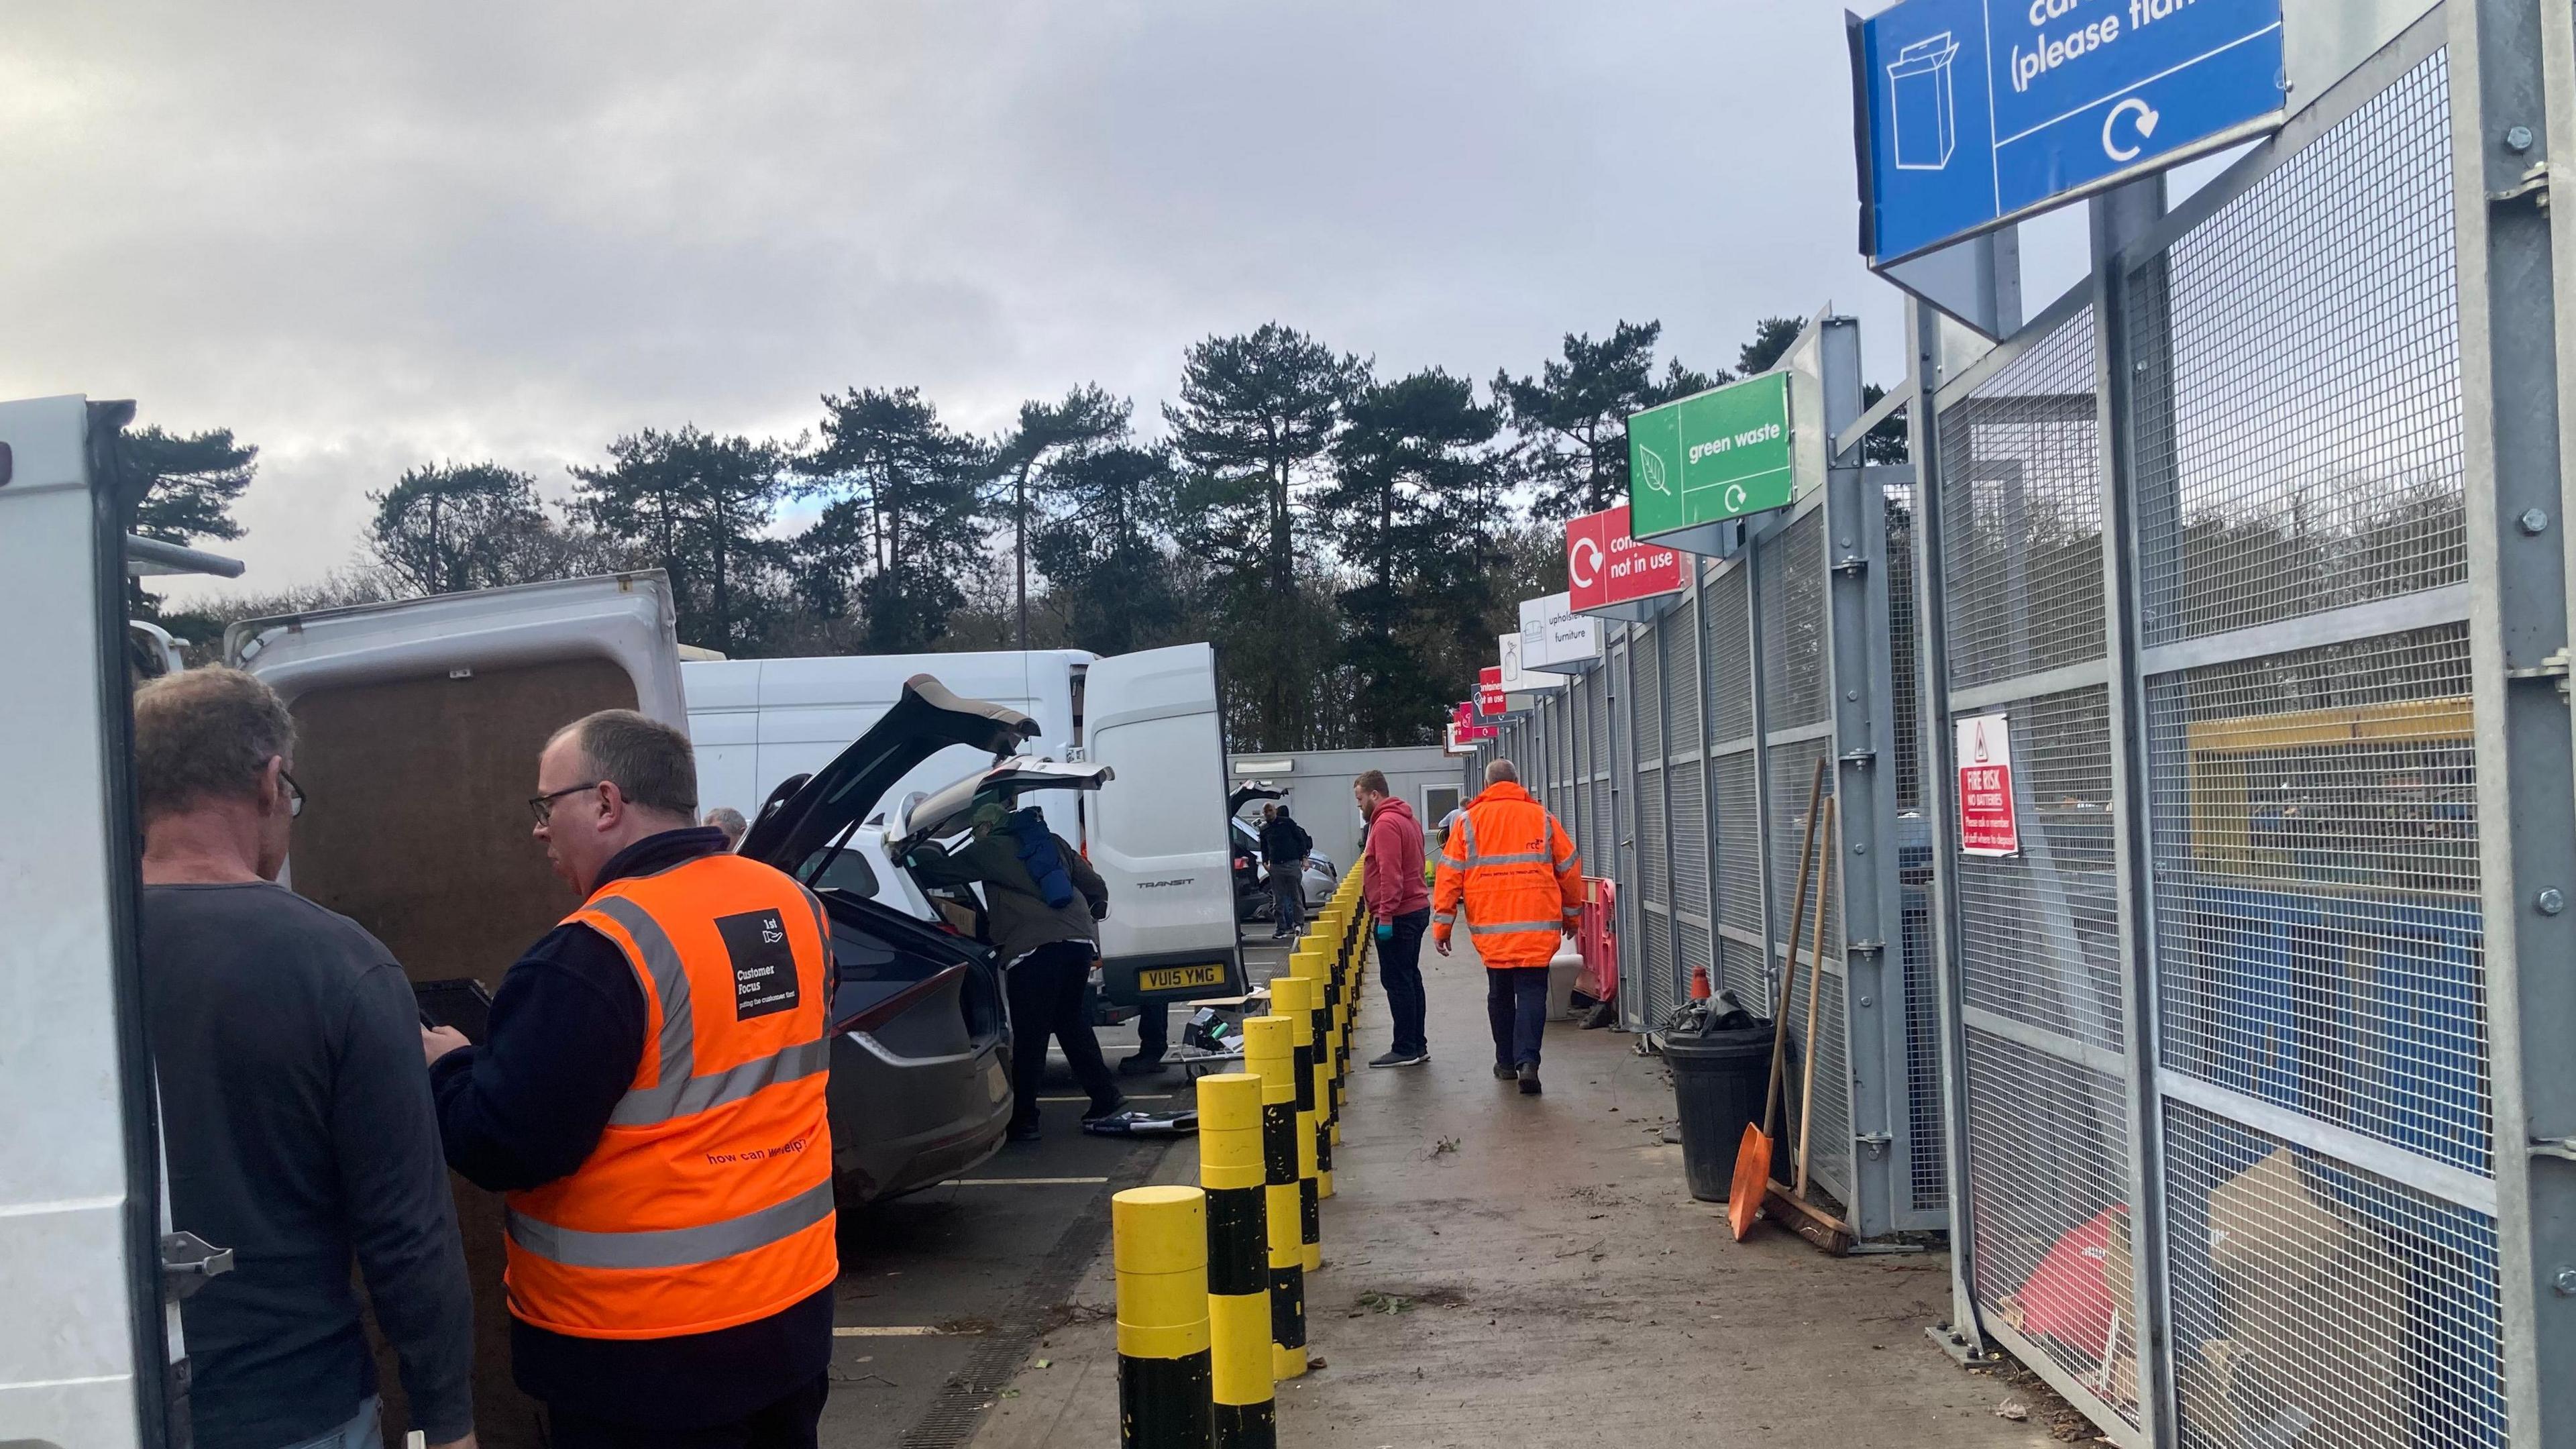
[1362,795,1433,919]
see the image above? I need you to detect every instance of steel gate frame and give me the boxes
[1907,5,2576,1441]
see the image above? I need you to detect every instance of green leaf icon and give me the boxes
[1638,446,1671,496]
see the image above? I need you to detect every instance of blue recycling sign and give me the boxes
[1854,0,2286,264]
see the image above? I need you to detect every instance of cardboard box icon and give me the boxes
[1887,32,1960,171]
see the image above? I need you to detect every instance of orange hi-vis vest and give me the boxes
[1430,781,1584,968]
[504,852,838,1340]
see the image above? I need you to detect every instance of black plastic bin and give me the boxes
[1666,1020,1776,1203]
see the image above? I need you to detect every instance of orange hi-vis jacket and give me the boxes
[504,853,838,1340]
[1431,780,1584,969]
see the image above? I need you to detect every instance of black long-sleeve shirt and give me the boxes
[429,827,830,1429]
[143,882,476,1449]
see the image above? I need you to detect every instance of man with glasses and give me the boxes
[423,709,835,1449]
[134,667,477,1449]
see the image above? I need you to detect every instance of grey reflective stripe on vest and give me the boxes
[1463,850,1554,867]
[607,1036,833,1126]
[588,892,830,1128]
[590,895,696,1090]
[1466,919,1567,936]
[507,1179,835,1270]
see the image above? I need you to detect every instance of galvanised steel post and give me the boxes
[1655,602,1681,1024]
[1817,315,1904,1241]
[1746,496,1783,1010]
[1689,558,1719,1005]
[1610,626,1642,1029]
[1907,295,1992,1362]
[2091,173,2180,1449]
[2459,0,2576,1434]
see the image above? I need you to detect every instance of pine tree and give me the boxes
[797,387,991,653]
[1165,324,1365,749]
[121,425,258,617]
[991,385,1130,649]
[367,462,549,596]
[1323,368,1503,746]
[569,426,793,655]
[1493,322,1715,519]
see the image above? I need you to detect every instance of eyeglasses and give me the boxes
[278,768,306,819]
[528,782,604,824]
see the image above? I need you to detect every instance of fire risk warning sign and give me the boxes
[1955,712,2019,857]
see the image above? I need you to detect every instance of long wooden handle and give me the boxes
[1761,759,1829,1139]
[1795,796,1837,1199]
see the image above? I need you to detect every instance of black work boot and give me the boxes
[1492,1063,1517,1081]
[1517,1062,1542,1095]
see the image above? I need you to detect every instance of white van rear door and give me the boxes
[1083,643,1243,1004]
[0,396,168,1448]
[226,573,687,729]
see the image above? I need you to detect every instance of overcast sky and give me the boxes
[5,1,2094,601]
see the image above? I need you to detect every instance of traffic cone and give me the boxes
[1688,962,1712,1001]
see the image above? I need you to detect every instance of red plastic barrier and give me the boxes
[1576,877,1618,1003]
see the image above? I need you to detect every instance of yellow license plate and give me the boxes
[1138,964,1227,992]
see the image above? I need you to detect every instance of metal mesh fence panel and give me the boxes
[2133,53,2463,645]
[1721,938,1770,1008]
[1639,766,1666,908]
[1941,309,2104,690]
[1643,908,1674,1029]
[2160,1099,2505,1449]
[1587,665,1607,866]
[1888,489,1925,814]
[2146,625,2487,1175]
[1766,510,1831,727]
[1637,621,1666,761]
[1712,564,1756,745]
[1668,594,1703,758]
[1955,685,2123,1053]
[1902,865,1947,1213]
[1961,1027,2137,1425]
[1716,749,1764,937]
[1769,737,1839,961]
[1670,758,1709,918]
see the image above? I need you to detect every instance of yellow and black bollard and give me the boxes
[1197,1073,1275,1448]
[1293,952,1338,1189]
[1287,953,1334,1198]
[1114,1185,1213,1449]
[1240,1015,1307,1380]
[1269,973,1325,1271]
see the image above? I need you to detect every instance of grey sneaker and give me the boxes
[1370,1049,1428,1069]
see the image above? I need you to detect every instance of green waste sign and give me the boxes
[1625,372,1797,538]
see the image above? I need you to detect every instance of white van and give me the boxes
[687,650,1090,843]
[684,647,1250,981]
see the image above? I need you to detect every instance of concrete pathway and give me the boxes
[969,935,2055,1448]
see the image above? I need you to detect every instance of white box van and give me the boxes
[684,647,1248,996]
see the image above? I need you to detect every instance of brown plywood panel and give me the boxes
[286,656,638,988]
[283,656,637,1449]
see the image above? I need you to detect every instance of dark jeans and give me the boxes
[1487,967,1550,1070]
[547,1373,828,1448]
[1378,908,1432,1057]
[1134,1002,1169,1062]
[1268,865,1308,934]
[1007,941,1122,1130]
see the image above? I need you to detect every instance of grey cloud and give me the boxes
[6,2,1923,599]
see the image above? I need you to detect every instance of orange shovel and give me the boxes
[1730,757,1827,1242]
